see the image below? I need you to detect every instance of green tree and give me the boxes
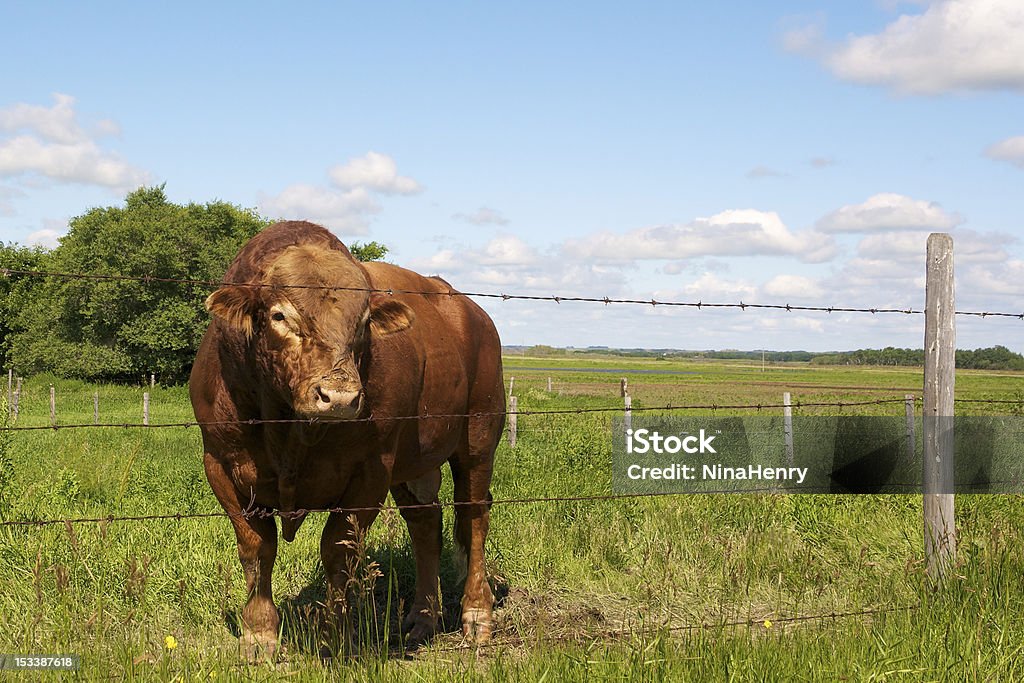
[348,240,389,262]
[9,186,269,383]
[0,242,47,370]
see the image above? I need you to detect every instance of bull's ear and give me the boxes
[205,286,259,339]
[368,296,415,336]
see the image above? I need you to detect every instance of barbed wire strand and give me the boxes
[2,267,1021,319]
[0,397,946,432]
[5,395,1023,433]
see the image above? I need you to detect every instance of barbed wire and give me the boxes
[0,397,928,432]
[5,395,1023,433]
[2,267,1021,320]
[0,489,776,528]
[6,476,1021,530]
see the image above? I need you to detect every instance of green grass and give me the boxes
[1,362,1023,680]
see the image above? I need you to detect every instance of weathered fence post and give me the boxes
[94,391,99,425]
[924,233,956,581]
[547,376,552,392]
[6,368,11,403]
[143,392,150,426]
[905,394,916,462]
[508,376,515,399]
[11,389,18,420]
[783,392,794,467]
[624,393,632,434]
[620,378,628,397]
[150,373,155,389]
[49,385,56,426]
[508,395,517,448]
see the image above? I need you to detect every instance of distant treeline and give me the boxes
[507,345,1024,370]
[808,346,1024,370]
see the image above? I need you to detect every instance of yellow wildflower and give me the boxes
[164,635,178,650]
[763,620,772,629]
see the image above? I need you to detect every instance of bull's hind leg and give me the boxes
[450,414,500,643]
[391,469,444,647]
[204,453,280,661]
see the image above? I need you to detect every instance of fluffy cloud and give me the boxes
[329,151,421,195]
[985,136,1024,169]
[563,209,837,263]
[816,193,962,233]
[452,206,509,226]
[763,274,825,299]
[857,230,1012,263]
[260,151,422,235]
[813,0,1024,94]
[258,185,379,235]
[0,94,148,191]
[746,165,788,179]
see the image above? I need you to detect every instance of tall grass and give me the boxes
[0,361,1022,680]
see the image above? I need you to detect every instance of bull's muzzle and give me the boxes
[310,383,363,419]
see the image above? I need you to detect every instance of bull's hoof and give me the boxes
[461,607,494,644]
[240,632,279,663]
[402,609,440,651]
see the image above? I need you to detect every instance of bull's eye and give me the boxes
[271,312,286,322]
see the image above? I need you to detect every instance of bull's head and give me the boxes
[204,244,413,419]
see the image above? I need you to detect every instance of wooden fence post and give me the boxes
[620,378,628,397]
[924,233,956,581]
[783,392,794,467]
[508,376,515,399]
[94,391,99,425]
[49,385,56,426]
[624,394,632,434]
[508,395,517,448]
[547,376,552,392]
[143,392,150,426]
[905,395,916,462]
[11,389,18,420]
[6,368,11,404]
[150,373,155,389]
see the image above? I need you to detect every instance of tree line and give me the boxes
[0,186,388,384]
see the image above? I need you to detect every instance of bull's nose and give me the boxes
[313,385,362,415]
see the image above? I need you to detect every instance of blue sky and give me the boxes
[2,1,1023,351]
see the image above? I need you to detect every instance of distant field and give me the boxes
[1,359,1022,680]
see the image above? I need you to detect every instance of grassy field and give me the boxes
[1,357,1023,680]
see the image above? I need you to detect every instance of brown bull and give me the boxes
[189,221,504,657]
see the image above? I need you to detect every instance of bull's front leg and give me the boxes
[205,453,281,661]
[319,493,385,651]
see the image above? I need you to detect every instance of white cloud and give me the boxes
[857,230,1012,263]
[0,93,86,144]
[818,0,1024,94]
[817,193,962,233]
[329,151,422,195]
[679,273,757,301]
[985,135,1024,169]
[763,274,825,299]
[746,165,789,179]
[0,94,149,191]
[453,206,509,225]
[810,156,837,168]
[962,260,1024,297]
[0,185,26,216]
[258,185,380,235]
[25,228,62,249]
[563,209,837,263]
